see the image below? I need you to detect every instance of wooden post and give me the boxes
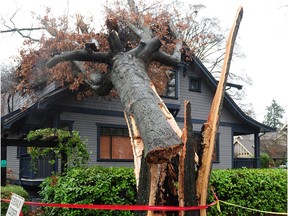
[196,7,243,216]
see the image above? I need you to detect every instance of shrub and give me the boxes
[260,153,271,168]
[1,185,30,216]
[207,168,288,216]
[39,166,136,216]
[39,167,287,215]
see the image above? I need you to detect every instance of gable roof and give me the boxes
[1,57,275,134]
[190,56,275,133]
[1,86,69,130]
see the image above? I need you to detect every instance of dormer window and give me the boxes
[189,77,201,92]
[161,70,178,98]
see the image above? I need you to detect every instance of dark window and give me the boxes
[189,77,201,92]
[161,70,178,98]
[59,121,73,131]
[194,132,220,163]
[98,126,133,161]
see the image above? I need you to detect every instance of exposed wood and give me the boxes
[179,101,198,216]
[196,7,243,216]
[108,30,124,54]
[124,112,144,187]
[148,164,159,216]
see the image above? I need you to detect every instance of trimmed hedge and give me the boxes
[39,167,287,215]
[207,168,287,215]
[39,166,136,215]
[1,185,30,216]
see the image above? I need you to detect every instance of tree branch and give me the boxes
[0,27,44,33]
[153,50,180,67]
[46,50,112,68]
[71,61,113,96]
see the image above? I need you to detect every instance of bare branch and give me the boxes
[1,8,42,42]
[72,61,113,96]
[153,50,180,67]
[46,50,112,68]
[105,6,152,42]
[0,27,44,33]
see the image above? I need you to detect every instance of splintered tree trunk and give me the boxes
[111,52,184,215]
[179,101,198,216]
[196,7,243,216]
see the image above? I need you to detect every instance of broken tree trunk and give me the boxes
[111,51,183,216]
[196,7,243,216]
[179,101,198,216]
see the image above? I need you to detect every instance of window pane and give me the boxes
[161,70,176,98]
[101,127,110,135]
[110,128,123,136]
[123,128,130,136]
[111,136,133,159]
[191,80,199,90]
[100,135,111,159]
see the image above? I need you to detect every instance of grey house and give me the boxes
[1,57,274,187]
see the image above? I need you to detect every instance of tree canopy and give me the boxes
[0,1,244,101]
[263,99,285,128]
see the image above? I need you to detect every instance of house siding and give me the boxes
[4,61,248,183]
[56,67,238,169]
[60,111,134,168]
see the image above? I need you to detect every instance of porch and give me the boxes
[233,158,257,168]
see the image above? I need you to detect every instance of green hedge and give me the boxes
[39,167,287,216]
[39,166,136,216]
[1,185,30,216]
[207,168,287,215]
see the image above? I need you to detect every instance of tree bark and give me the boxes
[179,101,198,216]
[111,53,183,164]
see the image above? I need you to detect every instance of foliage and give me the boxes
[39,166,136,216]
[1,1,234,96]
[260,153,272,168]
[38,166,287,215]
[1,185,30,216]
[27,128,89,173]
[263,99,285,128]
[207,168,288,216]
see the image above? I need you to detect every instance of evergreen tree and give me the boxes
[263,99,285,128]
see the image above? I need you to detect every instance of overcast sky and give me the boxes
[0,0,287,123]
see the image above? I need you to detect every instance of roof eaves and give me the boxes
[191,57,276,133]
[1,86,69,130]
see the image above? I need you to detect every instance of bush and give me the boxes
[39,166,136,216]
[1,185,30,216]
[207,168,288,215]
[260,153,271,168]
[39,167,287,215]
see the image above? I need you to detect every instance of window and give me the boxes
[59,121,73,131]
[189,77,201,92]
[194,132,220,162]
[98,125,133,161]
[161,70,178,98]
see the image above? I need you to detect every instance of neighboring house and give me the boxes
[260,123,287,165]
[234,135,254,158]
[1,57,275,187]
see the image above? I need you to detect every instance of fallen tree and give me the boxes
[2,1,243,215]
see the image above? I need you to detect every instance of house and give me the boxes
[1,57,275,187]
[233,135,254,158]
